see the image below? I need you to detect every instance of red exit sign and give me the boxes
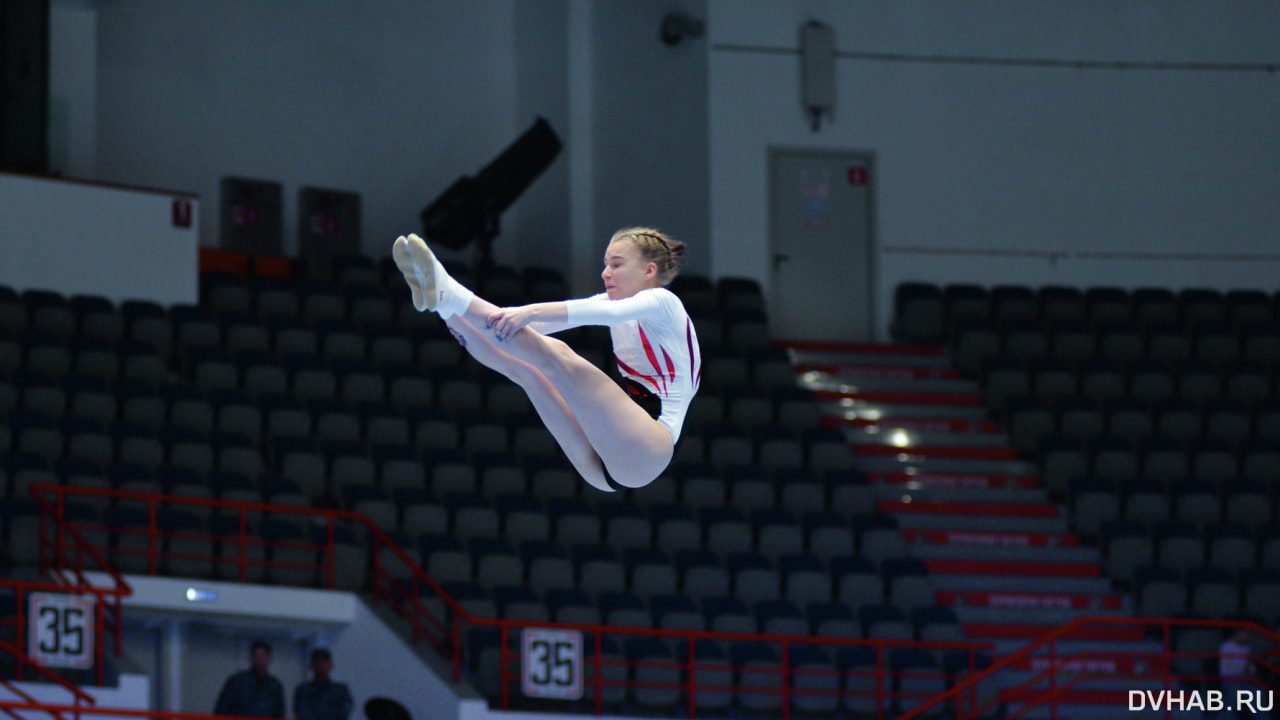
[847,166,869,186]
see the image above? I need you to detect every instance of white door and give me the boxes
[768,148,876,342]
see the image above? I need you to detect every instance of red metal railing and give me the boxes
[31,483,1280,720]
[476,618,987,719]
[11,484,134,692]
[31,484,364,590]
[30,483,998,719]
[899,616,1280,720]
[0,700,283,720]
[0,636,95,720]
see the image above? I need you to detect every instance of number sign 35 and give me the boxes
[30,593,95,669]
[521,628,583,700]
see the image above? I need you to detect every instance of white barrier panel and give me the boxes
[0,674,149,720]
[0,173,198,306]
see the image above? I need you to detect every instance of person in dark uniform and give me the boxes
[215,639,285,718]
[294,648,353,720]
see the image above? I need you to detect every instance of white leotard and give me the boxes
[528,288,701,441]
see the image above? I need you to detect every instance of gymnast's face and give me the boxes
[602,239,657,300]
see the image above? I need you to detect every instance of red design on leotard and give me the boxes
[686,319,701,389]
[637,324,668,395]
[616,356,661,395]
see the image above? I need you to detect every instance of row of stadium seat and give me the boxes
[1072,476,1280,534]
[1037,432,1280,498]
[955,320,1280,380]
[1007,395,1280,455]
[2,271,772,354]
[893,281,1280,344]
[905,281,1280,635]
[1126,563,1280,620]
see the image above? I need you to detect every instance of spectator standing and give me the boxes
[215,639,286,718]
[1220,628,1257,720]
[294,648,353,720]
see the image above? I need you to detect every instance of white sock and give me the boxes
[439,278,474,320]
[415,250,474,320]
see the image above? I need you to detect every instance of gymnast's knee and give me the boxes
[534,335,591,378]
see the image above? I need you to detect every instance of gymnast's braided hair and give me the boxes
[610,227,686,286]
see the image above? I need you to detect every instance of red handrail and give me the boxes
[25,482,1280,720]
[899,615,1280,720]
[18,484,133,690]
[29,483,997,719]
[0,700,265,720]
[0,637,95,720]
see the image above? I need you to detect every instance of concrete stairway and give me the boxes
[787,341,1195,720]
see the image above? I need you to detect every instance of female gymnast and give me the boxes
[392,228,701,492]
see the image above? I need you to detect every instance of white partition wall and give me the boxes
[0,173,198,306]
[0,675,149,720]
[706,1,1280,338]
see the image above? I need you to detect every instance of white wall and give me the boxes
[53,1,1280,337]
[104,573,466,718]
[328,598,479,720]
[0,173,198,305]
[179,626,310,717]
[48,4,97,179]
[707,0,1280,338]
[589,0,710,291]
[512,0,572,280]
[94,0,523,264]
[0,674,148,720]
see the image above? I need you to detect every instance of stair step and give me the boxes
[1007,702,1197,720]
[1002,654,1168,675]
[997,681,1206,720]
[878,500,1061,517]
[795,363,962,380]
[987,637,1165,660]
[953,606,1127,625]
[835,416,1002,433]
[869,471,1039,489]
[849,428,1011,449]
[783,342,948,370]
[931,575,1114,595]
[819,400,990,421]
[998,681,1152,707]
[852,443,1019,460]
[813,388,981,407]
[966,623,1145,641]
[903,529,1080,547]
[880,485,1049,504]
[923,560,1099,577]
[895,514,1072,535]
[908,543,1099,565]
[937,590,1123,610]
[798,370,978,395]
[855,456,1036,475]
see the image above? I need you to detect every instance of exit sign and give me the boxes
[847,167,869,186]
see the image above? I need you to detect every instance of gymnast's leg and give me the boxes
[393,234,671,488]
[434,314,613,492]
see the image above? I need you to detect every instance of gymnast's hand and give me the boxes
[486,305,538,342]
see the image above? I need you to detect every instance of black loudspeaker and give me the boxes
[420,116,562,263]
[419,175,483,252]
[1,0,50,174]
[220,177,283,254]
[298,187,360,280]
[472,116,562,219]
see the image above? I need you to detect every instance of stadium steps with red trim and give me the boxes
[786,341,1184,720]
